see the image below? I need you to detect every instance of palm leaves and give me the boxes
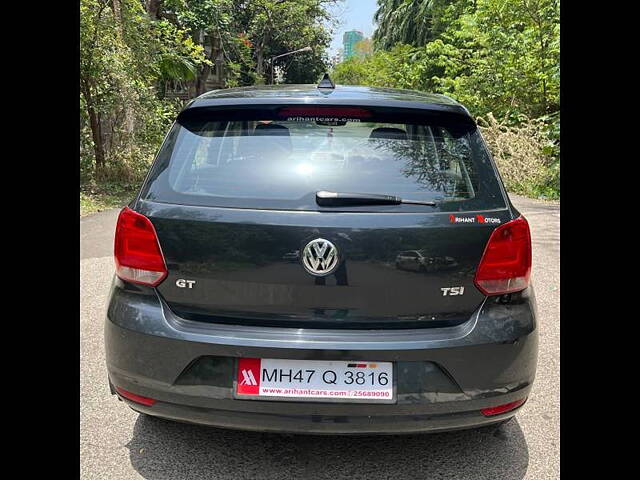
[373,0,445,49]
[158,54,199,81]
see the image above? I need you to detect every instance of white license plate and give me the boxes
[235,358,395,403]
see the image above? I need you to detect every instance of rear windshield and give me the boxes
[141,107,506,212]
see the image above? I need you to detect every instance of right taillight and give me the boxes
[481,398,526,417]
[474,216,531,295]
[114,207,168,287]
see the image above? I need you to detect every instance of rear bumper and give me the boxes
[120,397,524,435]
[105,279,538,434]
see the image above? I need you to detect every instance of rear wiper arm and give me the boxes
[316,191,437,207]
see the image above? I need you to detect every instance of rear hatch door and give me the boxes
[138,105,510,328]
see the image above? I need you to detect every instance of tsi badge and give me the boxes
[302,238,339,276]
[176,279,196,289]
[441,286,464,296]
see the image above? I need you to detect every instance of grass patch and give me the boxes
[80,182,138,217]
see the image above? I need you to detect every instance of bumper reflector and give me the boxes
[481,398,526,417]
[115,386,156,406]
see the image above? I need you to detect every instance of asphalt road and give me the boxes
[80,195,559,479]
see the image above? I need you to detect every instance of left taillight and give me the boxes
[114,207,167,287]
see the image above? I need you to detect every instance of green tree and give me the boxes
[235,0,334,84]
[158,0,255,90]
[373,0,455,49]
[341,0,559,120]
[332,44,426,89]
[155,0,335,87]
[427,0,560,119]
[80,0,208,179]
[354,38,374,57]
[334,0,560,198]
[81,0,339,185]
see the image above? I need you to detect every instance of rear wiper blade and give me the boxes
[316,191,437,207]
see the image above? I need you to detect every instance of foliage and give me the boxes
[374,0,455,49]
[235,0,334,84]
[80,0,208,183]
[346,0,559,119]
[332,44,422,88]
[80,0,337,192]
[335,0,560,198]
[478,113,559,199]
[433,0,560,120]
[354,38,374,58]
[162,0,334,86]
[161,0,254,87]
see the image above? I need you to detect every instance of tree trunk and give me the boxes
[192,29,211,96]
[111,0,122,27]
[256,45,265,82]
[81,81,106,176]
[146,0,162,19]
[196,65,211,96]
[110,0,135,134]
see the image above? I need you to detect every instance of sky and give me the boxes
[326,0,379,57]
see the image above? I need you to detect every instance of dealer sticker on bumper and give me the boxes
[235,358,394,403]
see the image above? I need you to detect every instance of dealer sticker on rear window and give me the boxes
[235,358,395,403]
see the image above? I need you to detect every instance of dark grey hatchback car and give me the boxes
[105,78,537,434]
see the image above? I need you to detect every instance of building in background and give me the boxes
[342,30,364,60]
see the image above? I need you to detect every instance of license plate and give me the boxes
[235,358,395,403]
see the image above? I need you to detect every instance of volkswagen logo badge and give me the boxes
[301,238,339,276]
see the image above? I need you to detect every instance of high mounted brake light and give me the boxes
[278,106,372,118]
[114,207,168,287]
[474,216,532,296]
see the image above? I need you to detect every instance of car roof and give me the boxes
[185,84,472,118]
